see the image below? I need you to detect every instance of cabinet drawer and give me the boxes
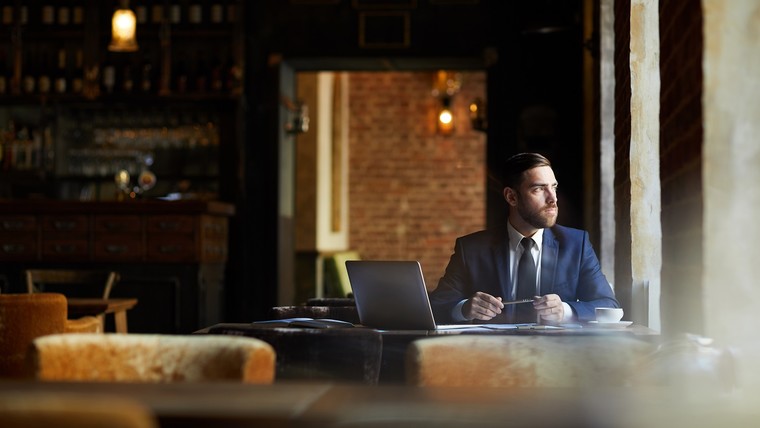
[42,239,89,259]
[95,215,143,234]
[201,215,228,240]
[201,240,228,263]
[93,236,145,261]
[0,237,38,260]
[147,215,195,235]
[41,215,89,233]
[147,236,197,262]
[0,215,37,233]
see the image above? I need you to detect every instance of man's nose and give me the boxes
[546,188,557,202]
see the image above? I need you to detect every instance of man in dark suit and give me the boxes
[429,153,619,324]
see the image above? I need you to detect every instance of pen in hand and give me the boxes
[501,298,534,305]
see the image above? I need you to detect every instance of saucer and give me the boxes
[588,320,633,328]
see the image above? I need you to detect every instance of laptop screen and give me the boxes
[345,260,437,330]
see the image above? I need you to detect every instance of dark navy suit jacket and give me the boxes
[429,225,619,323]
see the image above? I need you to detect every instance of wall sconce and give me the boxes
[437,96,455,135]
[283,99,310,134]
[432,71,462,136]
[109,1,139,52]
[469,98,487,132]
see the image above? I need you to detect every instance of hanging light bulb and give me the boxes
[109,3,138,52]
[437,97,454,135]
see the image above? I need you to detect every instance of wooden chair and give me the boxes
[406,335,655,388]
[0,392,158,428]
[25,269,120,299]
[0,293,101,379]
[26,269,125,332]
[29,333,276,384]
[323,251,360,297]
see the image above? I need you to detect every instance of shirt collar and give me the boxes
[507,221,544,250]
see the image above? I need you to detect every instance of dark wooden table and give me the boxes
[67,298,138,333]
[199,322,660,384]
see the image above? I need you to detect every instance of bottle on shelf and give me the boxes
[21,48,36,95]
[210,3,224,26]
[102,54,116,95]
[71,48,84,95]
[57,5,70,26]
[54,47,68,94]
[72,3,84,26]
[135,2,148,26]
[140,54,154,94]
[210,55,224,93]
[188,3,203,25]
[174,56,189,94]
[1,5,13,26]
[0,49,8,96]
[193,54,208,94]
[38,50,53,95]
[122,62,135,94]
[41,4,55,26]
[225,57,243,96]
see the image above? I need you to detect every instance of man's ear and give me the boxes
[503,187,518,207]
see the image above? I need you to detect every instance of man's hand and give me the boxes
[533,294,564,323]
[462,292,504,321]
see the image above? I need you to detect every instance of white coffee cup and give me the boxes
[595,307,624,323]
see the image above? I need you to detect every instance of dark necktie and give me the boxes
[514,237,537,323]
[517,238,536,299]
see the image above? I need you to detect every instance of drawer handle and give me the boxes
[2,244,25,253]
[205,223,223,232]
[53,244,77,254]
[53,220,77,231]
[2,220,25,231]
[159,245,181,254]
[103,222,122,231]
[105,245,128,254]
[158,222,180,230]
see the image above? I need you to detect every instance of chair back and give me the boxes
[406,335,655,388]
[0,293,68,378]
[30,333,276,384]
[25,270,120,299]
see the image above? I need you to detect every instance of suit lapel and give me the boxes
[540,228,559,295]
[492,232,511,299]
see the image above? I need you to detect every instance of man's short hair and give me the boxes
[502,153,552,189]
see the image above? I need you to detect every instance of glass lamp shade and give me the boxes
[109,9,138,52]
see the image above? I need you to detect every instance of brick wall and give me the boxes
[658,0,704,335]
[348,71,487,289]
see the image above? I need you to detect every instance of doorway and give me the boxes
[283,66,488,305]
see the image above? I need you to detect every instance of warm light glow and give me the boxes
[438,108,454,134]
[109,9,138,52]
[439,109,453,125]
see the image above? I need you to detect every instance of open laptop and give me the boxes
[345,260,449,330]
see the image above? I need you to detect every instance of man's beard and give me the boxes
[517,200,558,229]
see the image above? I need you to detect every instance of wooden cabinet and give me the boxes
[0,200,234,333]
[0,215,38,260]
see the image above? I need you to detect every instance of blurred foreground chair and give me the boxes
[406,335,654,388]
[0,392,157,428]
[0,293,101,379]
[30,333,276,383]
